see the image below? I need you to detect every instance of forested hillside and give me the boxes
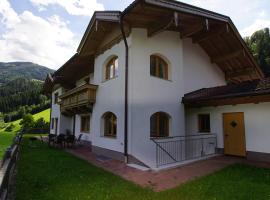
[244,28,270,77]
[0,62,54,85]
[0,62,54,122]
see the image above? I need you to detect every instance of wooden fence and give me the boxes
[0,131,23,200]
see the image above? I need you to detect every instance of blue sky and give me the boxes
[0,0,270,70]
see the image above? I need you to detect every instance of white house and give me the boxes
[44,0,270,169]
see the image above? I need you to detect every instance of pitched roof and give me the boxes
[76,0,263,82]
[45,0,265,93]
[182,78,270,107]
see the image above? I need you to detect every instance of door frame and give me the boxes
[222,112,246,157]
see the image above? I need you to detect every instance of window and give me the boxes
[103,112,117,138]
[150,55,169,80]
[51,118,54,129]
[105,57,119,80]
[198,114,210,132]
[81,115,90,133]
[55,118,58,134]
[54,92,59,104]
[150,112,170,137]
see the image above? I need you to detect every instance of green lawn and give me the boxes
[0,109,50,158]
[16,137,270,200]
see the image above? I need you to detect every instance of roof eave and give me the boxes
[77,11,121,54]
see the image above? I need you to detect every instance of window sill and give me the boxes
[81,131,90,134]
[198,131,211,134]
[102,76,118,83]
[150,136,171,140]
[150,75,172,82]
[101,135,117,139]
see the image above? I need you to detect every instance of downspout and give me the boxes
[49,95,52,134]
[119,13,129,163]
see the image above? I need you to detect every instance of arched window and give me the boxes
[150,112,170,137]
[150,55,169,80]
[103,112,117,137]
[105,56,118,80]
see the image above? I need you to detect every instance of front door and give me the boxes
[223,112,246,157]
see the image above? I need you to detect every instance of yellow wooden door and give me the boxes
[223,113,246,157]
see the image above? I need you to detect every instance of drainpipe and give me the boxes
[120,13,129,163]
[49,94,52,134]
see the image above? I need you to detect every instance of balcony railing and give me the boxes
[59,84,98,114]
[151,134,217,168]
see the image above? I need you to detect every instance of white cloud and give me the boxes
[241,19,270,37]
[0,0,20,28]
[30,0,104,16]
[180,0,270,36]
[0,0,79,69]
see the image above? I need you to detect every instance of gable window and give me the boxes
[103,112,117,138]
[81,115,90,133]
[54,92,59,104]
[198,114,210,133]
[150,55,168,80]
[105,56,119,80]
[150,112,170,138]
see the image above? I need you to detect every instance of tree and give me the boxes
[244,28,270,77]
[19,114,34,130]
[33,117,49,130]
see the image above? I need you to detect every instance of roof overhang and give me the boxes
[183,91,270,108]
[43,54,94,94]
[45,0,265,93]
[182,78,270,107]
[121,0,264,82]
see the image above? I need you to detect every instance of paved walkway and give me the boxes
[66,146,269,191]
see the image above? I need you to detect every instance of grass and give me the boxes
[32,109,50,122]
[0,109,50,158]
[16,136,270,200]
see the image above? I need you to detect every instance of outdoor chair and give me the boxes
[66,129,72,136]
[76,134,83,146]
[66,135,75,148]
[55,134,66,148]
[48,134,56,146]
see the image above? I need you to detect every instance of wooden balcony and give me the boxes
[59,84,98,115]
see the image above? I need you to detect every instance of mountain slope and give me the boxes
[0,62,54,122]
[0,62,54,85]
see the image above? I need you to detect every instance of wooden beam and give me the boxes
[192,26,228,43]
[180,24,204,38]
[225,68,255,79]
[147,18,173,37]
[211,49,244,63]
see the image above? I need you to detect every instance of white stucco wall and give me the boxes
[128,29,226,168]
[182,39,226,93]
[88,39,128,153]
[51,28,227,168]
[50,87,62,134]
[185,102,270,154]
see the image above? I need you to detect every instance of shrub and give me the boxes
[20,114,34,130]
[33,118,50,130]
[5,123,15,132]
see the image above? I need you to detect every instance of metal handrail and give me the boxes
[0,131,23,200]
[151,133,217,167]
[151,139,177,162]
